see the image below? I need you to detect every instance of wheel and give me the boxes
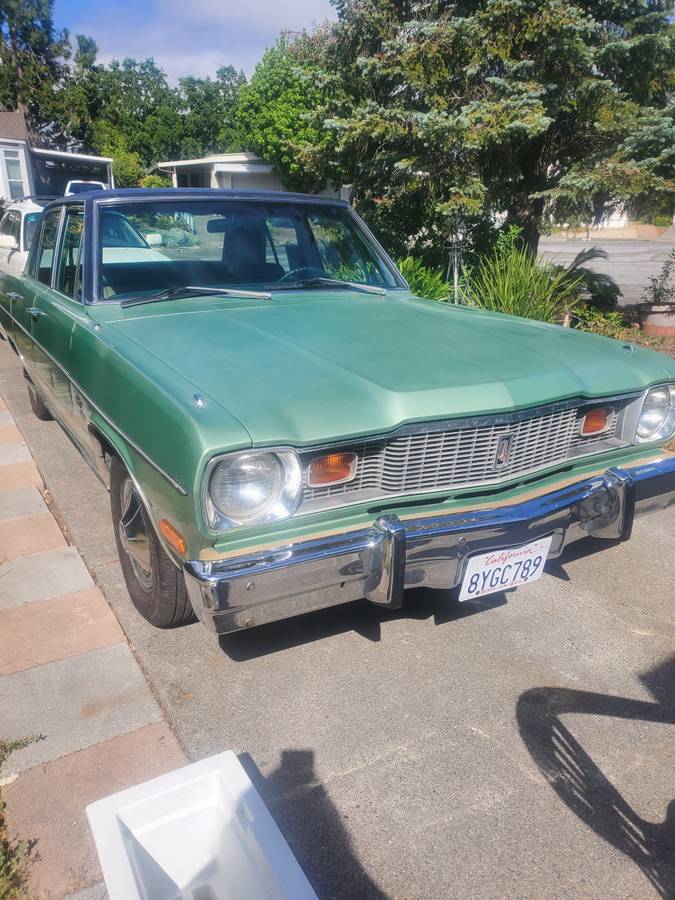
[25,376,52,421]
[110,457,195,628]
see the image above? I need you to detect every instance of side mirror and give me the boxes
[0,234,18,251]
[145,232,163,247]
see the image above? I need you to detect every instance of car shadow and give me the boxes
[516,655,675,898]
[544,536,625,581]
[239,749,389,899]
[218,587,507,661]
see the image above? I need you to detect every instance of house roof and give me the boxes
[31,147,113,164]
[155,152,267,170]
[0,110,29,142]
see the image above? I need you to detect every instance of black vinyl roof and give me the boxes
[47,187,349,212]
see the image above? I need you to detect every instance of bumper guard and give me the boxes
[184,457,675,634]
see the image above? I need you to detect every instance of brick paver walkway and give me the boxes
[0,395,186,899]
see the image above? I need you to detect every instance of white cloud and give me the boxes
[65,0,336,81]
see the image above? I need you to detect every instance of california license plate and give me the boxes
[458,535,553,602]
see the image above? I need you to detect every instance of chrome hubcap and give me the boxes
[118,479,154,591]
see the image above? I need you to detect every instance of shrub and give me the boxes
[559,246,621,310]
[571,304,627,339]
[1,736,41,898]
[642,249,675,306]
[139,174,172,188]
[462,227,580,323]
[652,214,672,228]
[397,256,451,301]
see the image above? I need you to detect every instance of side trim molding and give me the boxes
[2,306,188,495]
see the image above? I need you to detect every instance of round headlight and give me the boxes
[206,449,302,528]
[636,385,675,443]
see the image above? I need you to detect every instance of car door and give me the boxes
[9,206,62,369]
[30,205,91,445]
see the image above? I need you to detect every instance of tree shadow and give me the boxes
[517,655,675,898]
[219,587,507,661]
[239,749,389,900]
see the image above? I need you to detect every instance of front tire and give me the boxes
[25,376,52,421]
[110,458,195,628]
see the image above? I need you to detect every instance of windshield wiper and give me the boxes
[120,285,272,308]
[277,277,387,296]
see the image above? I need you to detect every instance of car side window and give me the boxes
[0,213,10,235]
[36,207,62,286]
[265,216,298,273]
[55,208,84,300]
[8,212,20,243]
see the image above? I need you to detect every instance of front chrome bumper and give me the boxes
[184,457,675,634]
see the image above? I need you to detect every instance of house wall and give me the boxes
[230,171,282,192]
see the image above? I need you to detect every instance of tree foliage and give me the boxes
[267,0,675,263]
[2,0,673,251]
[0,0,71,129]
[237,38,337,193]
[0,2,246,184]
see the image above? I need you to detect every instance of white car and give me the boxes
[65,179,107,195]
[0,197,49,275]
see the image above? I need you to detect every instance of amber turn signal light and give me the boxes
[307,452,357,487]
[580,407,611,436]
[159,519,188,555]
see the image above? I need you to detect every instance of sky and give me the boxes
[53,0,337,81]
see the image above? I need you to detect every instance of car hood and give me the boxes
[102,291,675,447]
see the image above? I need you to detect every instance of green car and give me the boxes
[1,189,674,635]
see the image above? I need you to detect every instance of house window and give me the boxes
[2,148,28,200]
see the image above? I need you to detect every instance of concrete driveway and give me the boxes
[539,238,674,307]
[1,339,674,900]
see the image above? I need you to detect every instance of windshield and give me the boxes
[23,212,42,251]
[96,199,401,301]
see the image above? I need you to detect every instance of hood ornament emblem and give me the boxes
[495,434,514,468]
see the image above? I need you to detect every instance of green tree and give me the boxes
[90,58,183,165]
[237,38,337,193]
[178,65,246,157]
[296,0,675,262]
[51,52,247,174]
[0,0,71,129]
[92,121,144,186]
[41,33,103,146]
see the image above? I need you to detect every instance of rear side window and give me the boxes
[36,208,62,286]
[8,212,20,243]
[55,207,84,300]
[23,212,41,251]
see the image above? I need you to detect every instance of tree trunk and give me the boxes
[507,195,545,256]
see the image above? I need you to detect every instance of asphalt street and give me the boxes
[539,237,674,307]
[1,338,674,900]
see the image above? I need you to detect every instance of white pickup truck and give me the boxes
[0,197,49,275]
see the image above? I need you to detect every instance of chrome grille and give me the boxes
[302,404,619,504]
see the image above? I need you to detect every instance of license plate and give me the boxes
[458,535,553,602]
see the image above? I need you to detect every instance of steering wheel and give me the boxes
[279,266,327,283]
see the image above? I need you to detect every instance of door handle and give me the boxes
[28,307,47,321]
[7,292,24,301]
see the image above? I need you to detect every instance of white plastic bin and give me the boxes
[86,750,318,900]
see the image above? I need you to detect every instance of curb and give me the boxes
[0,394,187,899]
